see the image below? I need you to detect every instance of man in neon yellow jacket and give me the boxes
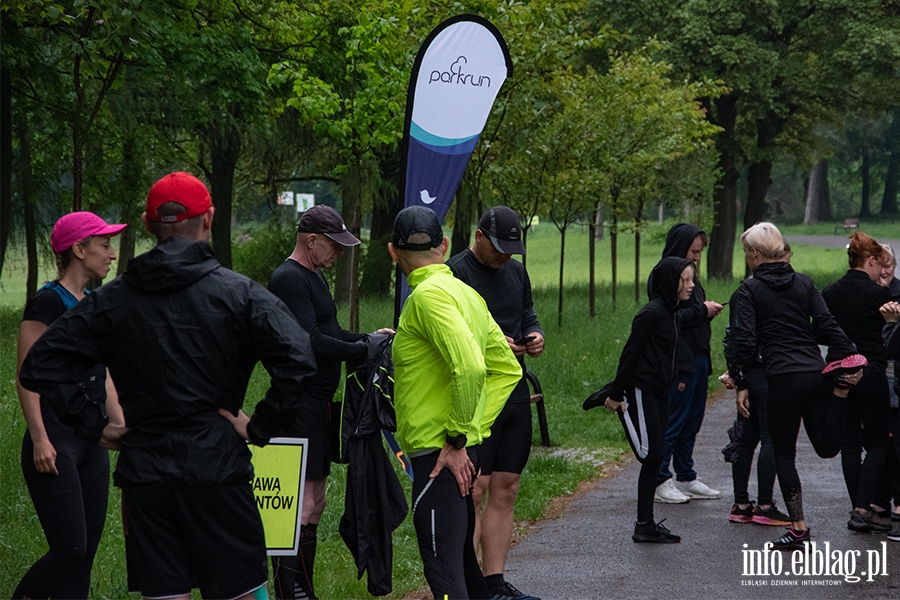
[388,206,521,600]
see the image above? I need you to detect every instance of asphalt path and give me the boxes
[505,390,900,599]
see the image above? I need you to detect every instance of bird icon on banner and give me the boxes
[419,190,437,204]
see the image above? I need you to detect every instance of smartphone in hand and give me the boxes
[513,335,536,346]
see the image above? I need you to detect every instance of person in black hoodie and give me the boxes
[651,224,723,504]
[823,232,894,533]
[602,256,695,543]
[19,172,317,600]
[732,222,861,551]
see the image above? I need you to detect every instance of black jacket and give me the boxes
[337,333,407,596]
[649,223,712,374]
[611,257,693,400]
[823,269,892,371]
[732,261,855,386]
[19,237,317,486]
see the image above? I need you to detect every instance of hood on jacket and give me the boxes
[650,256,694,309]
[662,223,704,259]
[752,261,795,291]
[122,237,219,294]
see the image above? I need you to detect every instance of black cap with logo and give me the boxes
[392,206,443,251]
[479,206,525,255]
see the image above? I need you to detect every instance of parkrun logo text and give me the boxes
[429,56,491,87]
[741,541,889,583]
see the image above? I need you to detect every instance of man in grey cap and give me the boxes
[267,204,391,600]
[447,205,544,600]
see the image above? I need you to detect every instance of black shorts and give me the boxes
[123,483,268,599]
[479,401,532,476]
[292,398,333,479]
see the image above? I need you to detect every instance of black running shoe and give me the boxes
[488,581,541,600]
[583,382,613,410]
[771,527,810,550]
[729,503,755,523]
[632,518,681,543]
[889,524,900,542]
[848,509,892,532]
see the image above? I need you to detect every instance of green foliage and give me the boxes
[231,222,296,285]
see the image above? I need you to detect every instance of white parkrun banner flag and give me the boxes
[401,14,512,220]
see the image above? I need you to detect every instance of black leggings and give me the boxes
[732,369,777,506]
[766,372,847,523]
[841,368,891,510]
[411,450,488,600]
[13,421,110,600]
[618,386,668,524]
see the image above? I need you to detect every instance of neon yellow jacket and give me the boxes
[392,263,521,455]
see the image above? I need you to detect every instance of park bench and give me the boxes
[835,218,860,234]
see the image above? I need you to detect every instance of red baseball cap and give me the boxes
[145,172,212,223]
[50,212,127,254]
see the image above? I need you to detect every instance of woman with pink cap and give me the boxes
[13,212,126,599]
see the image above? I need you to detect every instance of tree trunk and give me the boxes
[521,226,528,269]
[803,162,822,225]
[746,160,773,229]
[360,200,398,297]
[610,213,618,303]
[744,117,778,231]
[707,96,738,280]
[557,226,566,328]
[116,134,142,274]
[450,185,474,258]
[882,109,900,214]
[209,116,241,269]
[594,201,604,241]
[634,229,641,303]
[816,160,832,222]
[0,67,11,274]
[589,219,595,318]
[348,201,361,330]
[19,124,38,299]
[859,152,872,218]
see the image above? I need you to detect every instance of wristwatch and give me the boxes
[446,432,467,449]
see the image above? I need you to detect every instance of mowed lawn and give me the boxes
[0,220,858,598]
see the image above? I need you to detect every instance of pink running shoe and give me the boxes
[822,354,867,377]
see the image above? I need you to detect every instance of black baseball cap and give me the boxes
[297,205,360,246]
[392,206,443,251]
[479,206,525,255]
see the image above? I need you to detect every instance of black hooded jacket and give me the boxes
[19,237,317,486]
[823,269,892,371]
[649,223,712,374]
[732,261,856,386]
[611,257,693,400]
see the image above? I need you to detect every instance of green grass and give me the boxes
[0,222,852,598]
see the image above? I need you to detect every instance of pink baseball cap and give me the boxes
[50,212,127,254]
[145,172,212,223]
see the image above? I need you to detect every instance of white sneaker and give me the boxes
[675,478,721,499]
[654,479,691,504]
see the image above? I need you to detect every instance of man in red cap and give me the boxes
[20,172,317,600]
[267,204,392,599]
